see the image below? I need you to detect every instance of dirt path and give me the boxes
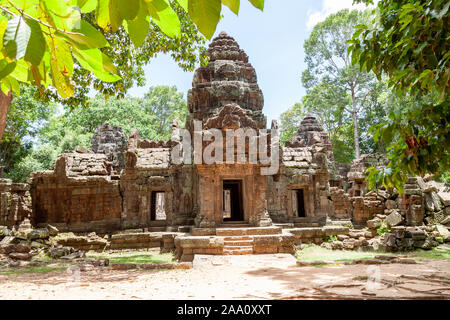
[0,254,449,299]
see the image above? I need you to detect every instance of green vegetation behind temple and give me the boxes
[0,85,188,182]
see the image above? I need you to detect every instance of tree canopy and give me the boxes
[3,85,187,181]
[349,0,449,191]
[0,0,264,98]
[301,9,387,161]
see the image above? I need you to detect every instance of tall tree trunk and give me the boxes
[351,88,360,159]
[0,89,12,143]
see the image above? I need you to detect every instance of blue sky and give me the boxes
[127,0,370,126]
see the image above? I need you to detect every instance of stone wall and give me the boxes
[30,151,122,233]
[0,179,32,227]
[269,143,331,225]
[91,123,127,174]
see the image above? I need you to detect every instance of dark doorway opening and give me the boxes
[295,189,306,217]
[151,191,166,221]
[223,180,243,221]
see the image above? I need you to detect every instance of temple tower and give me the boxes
[186,32,271,228]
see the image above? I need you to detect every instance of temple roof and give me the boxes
[297,114,324,134]
[187,31,266,129]
[206,31,249,63]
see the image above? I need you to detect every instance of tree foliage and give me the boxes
[0,85,54,176]
[279,102,306,145]
[0,0,264,99]
[351,0,449,100]
[350,0,449,191]
[5,85,187,181]
[301,9,382,160]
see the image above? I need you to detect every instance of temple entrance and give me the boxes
[151,191,166,221]
[222,180,243,221]
[293,189,306,217]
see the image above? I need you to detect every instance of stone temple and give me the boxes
[1,32,444,258]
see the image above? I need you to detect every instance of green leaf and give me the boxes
[222,0,240,15]
[248,0,264,10]
[73,47,121,82]
[145,0,181,38]
[127,2,149,47]
[96,0,110,29]
[121,0,140,20]
[50,55,74,98]
[0,60,16,80]
[109,0,140,31]
[24,18,46,65]
[188,0,221,39]
[53,37,73,77]
[10,59,29,82]
[3,15,31,61]
[109,0,124,31]
[77,0,98,13]
[42,0,80,30]
[58,19,109,50]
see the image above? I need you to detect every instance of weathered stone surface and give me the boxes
[441,216,450,226]
[8,252,31,261]
[110,263,137,270]
[48,246,73,259]
[385,200,397,210]
[91,123,127,173]
[0,244,14,254]
[367,218,382,229]
[13,243,30,253]
[0,226,11,237]
[46,225,59,236]
[438,192,450,207]
[0,179,32,228]
[386,211,403,227]
[435,224,450,242]
[430,191,443,211]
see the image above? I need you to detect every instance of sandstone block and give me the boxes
[386,211,403,227]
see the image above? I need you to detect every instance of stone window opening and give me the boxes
[292,189,306,217]
[151,191,166,221]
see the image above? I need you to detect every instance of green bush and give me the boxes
[376,221,390,236]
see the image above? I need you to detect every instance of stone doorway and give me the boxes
[293,189,306,217]
[151,191,166,221]
[222,180,243,222]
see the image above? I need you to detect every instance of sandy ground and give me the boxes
[0,254,449,300]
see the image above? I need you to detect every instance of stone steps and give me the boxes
[146,226,167,232]
[294,222,320,228]
[223,240,253,247]
[223,246,253,255]
[218,223,252,228]
[216,226,282,236]
[222,234,254,255]
[223,236,253,241]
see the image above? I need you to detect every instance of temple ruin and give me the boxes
[1,32,449,259]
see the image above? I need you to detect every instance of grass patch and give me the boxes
[87,250,176,265]
[0,265,66,275]
[296,245,393,263]
[407,249,450,260]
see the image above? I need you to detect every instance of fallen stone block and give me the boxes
[46,225,59,237]
[367,218,382,229]
[391,258,417,264]
[110,263,137,270]
[386,211,403,227]
[353,259,391,265]
[12,243,30,253]
[8,252,32,261]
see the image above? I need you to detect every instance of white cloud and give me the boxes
[306,0,376,29]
